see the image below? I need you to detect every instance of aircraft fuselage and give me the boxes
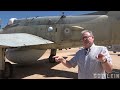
[2,15,119,49]
[1,13,120,64]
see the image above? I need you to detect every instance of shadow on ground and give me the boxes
[10,58,77,79]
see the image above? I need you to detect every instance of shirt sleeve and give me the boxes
[102,47,112,64]
[68,51,80,68]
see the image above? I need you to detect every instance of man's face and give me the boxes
[82,32,94,48]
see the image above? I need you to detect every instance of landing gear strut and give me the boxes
[49,49,57,63]
[0,48,13,79]
[2,62,13,78]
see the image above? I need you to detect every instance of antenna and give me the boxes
[62,12,64,15]
[0,18,2,29]
[61,11,66,18]
[55,11,66,24]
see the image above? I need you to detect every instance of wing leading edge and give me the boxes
[0,33,54,48]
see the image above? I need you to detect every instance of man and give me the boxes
[53,30,113,79]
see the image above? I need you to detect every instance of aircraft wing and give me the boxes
[0,33,54,48]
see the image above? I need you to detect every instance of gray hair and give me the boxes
[81,30,94,37]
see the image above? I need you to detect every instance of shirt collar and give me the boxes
[89,43,95,50]
[84,43,95,50]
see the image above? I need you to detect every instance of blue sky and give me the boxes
[0,11,96,28]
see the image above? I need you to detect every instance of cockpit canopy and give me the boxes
[8,18,17,25]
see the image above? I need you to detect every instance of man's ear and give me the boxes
[92,36,94,40]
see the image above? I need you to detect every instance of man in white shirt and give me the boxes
[53,30,113,79]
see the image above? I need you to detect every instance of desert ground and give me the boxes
[8,48,120,79]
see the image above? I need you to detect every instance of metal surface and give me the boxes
[0,33,53,47]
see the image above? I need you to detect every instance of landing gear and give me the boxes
[118,54,120,56]
[49,49,57,63]
[0,48,13,79]
[2,62,13,78]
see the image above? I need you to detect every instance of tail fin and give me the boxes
[83,11,109,15]
[85,11,120,19]
[107,11,120,19]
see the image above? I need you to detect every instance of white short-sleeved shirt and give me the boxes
[68,44,112,79]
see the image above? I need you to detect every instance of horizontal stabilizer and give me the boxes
[0,33,54,48]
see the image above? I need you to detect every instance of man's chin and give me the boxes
[84,43,91,47]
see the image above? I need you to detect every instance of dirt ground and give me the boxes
[8,48,120,79]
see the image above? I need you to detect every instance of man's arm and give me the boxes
[100,58,113,73]
[53,56,73,68]
[96,47,113,73]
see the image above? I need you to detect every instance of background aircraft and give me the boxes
[0,11,120,78]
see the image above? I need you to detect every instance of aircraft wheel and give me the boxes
[2,62,13,79]
[118,54,120,56]
[49,55,56,63]
[113,51,116,53]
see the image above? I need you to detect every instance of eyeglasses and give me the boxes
[82,36,92,40]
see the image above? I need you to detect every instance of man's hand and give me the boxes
[96,52,113,73]
[96,54,106,63]
[53,56,65,63]
[53,56,72,68]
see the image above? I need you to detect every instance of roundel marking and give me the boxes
[64,28,70,34]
